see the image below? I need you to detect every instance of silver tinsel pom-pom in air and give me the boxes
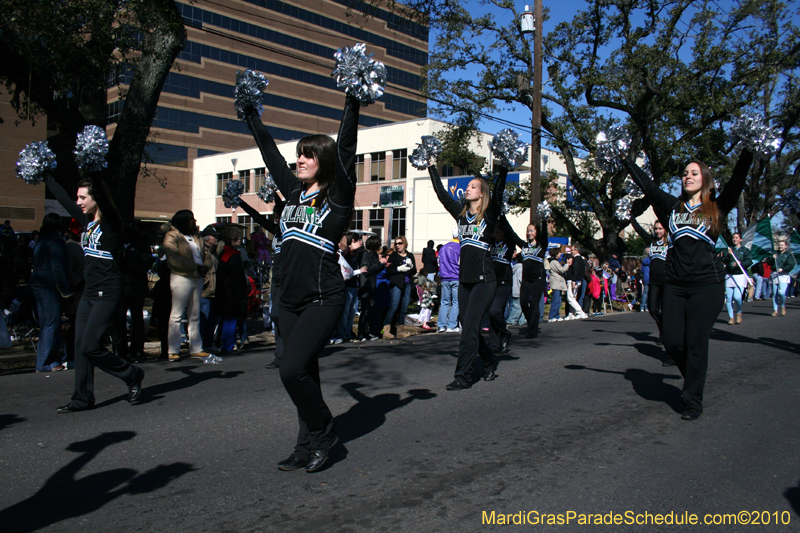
[17,141,57,185]
[615,197,633,220]
[74,125,109,173]
[490,129,529,170]
[257,173,278,204]
[595,126,631,173]
[332,43,387,105]
[235,70,269,119]
[729,113,781,160]
[623,177,644,198]
[537,200,552,220]
[222,179,245,208]
[409,136,443,170]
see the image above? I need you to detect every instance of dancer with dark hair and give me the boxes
[243,92,360,472]
[504,218,549,338]
[624,151,754,420]
[630,218,671,361]
[429,165,506,390]
[43,174,144,412]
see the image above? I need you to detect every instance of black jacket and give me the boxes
[386,252,417,289]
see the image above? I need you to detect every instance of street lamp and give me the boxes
[521,5,535,34]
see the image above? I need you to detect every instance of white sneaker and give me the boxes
[446,327,461,333]
[556,317,564,322]
[438,328,446,333]
[564,315,574,321]
[578,313,589,319]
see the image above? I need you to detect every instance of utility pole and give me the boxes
[521,1,543,224]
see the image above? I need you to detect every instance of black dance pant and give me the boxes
[648,282,664,336]
[278,304,342,458]
[112,296,145,359]
[488,281,512,352]
[454,281,497,385]
[270,281,283,365]
[661,281,724,412]
[72,295,139,408]
[520,278,547,333]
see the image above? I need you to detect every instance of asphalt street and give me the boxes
[1,298,799,532]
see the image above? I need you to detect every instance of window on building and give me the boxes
[355,154,366,183]
[392,149,407,180]
[239,170,251,193]
[369,209,385,227]
[254,167,267,190]
[440,165,456,177]
[370,152,386,182]
[350,210,364,231]
[216,216,231,224]
[390,208,406,244]
[238,215,253,234]
[217,172,232,196]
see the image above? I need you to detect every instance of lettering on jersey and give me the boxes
[82,220,113,260]
[669,203,714,246]
[282,205,322,226]
[671,212,706,226]
[649,241,668,260]
[521,244,543,263]
[459,214,490,251]
[491,242,510,264]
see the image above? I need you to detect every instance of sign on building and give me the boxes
[379,185,404,207]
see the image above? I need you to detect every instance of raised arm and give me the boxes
[537,216,548,251]
[336,95,360,189]
[630,218,654,243]
[486,167,508,222]
[244,109,300,199]
[623,159,678,219]
[500,215,526,249]
[716,150,754,215]
[238,198,279,234]
[429,165,461,219]
[91,173,123,233]
[43,174,86,226]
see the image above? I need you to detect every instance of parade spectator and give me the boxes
[30,213,72,372]
[761,258,773,299]
[383,235,416,339]
[571,246,588,307]
[216,228,248,354]
[640,253,650,313]
[422,240,438,282]
[113,227,154,363]
[250,225,271,265]
[163,210,212,362]
[200,225,221,352]
[750,259,764,300]
[334,232,364,343]
[63,222,85,366]
[607,252,623,302]
[357,235,386,341]
[547,248,568,321]
[437,229,461,332]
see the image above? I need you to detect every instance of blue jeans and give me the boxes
[753,274,763,298]
[31,285,65,372]
[384,284,412,327]
[506,296,526,325]
[199,296,218,351]
[641,284,649,311]
[336,286,358,340]
[548,290,562,320]
[773,280,788,310]
[726,286,743,317]
[221,318,237,351]
[761,278,772,299]
[438,280,459,330]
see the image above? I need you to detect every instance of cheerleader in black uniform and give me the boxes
[487,220,516,353]
[624,151,753,420]
[429,166,507,390]
[630,218,672,363]
[43,174,144,412]
[243,94,360,471]
[236,196,285,369]
[505,218,548,338]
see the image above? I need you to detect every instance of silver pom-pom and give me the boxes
[623,177,644,199]
[409,136,443,170]
[729,113,781,159]
[615,197,633,220]
[595,126,631,173]
[537,200,552,220]
[778,188,800,213]
[16,141,57,185]
[256,173,278,203]
[222,179,245,208]
[235,70,269,119]
[74,125,108,173]
[490,129,529,170]
[332,43,387,105]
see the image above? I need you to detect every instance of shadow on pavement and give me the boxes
[0,431,195,533]
[710,328,800,356]
[784,478,800,518]
[121,366,244,406]
[0,414,26,432]
[328,382,437,468]
[565,364,683,413]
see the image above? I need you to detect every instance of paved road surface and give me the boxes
[1,299,799,532]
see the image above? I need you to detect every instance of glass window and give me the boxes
[239,170,251,193]
[238,215,253,234]
[351,210,364,230]
[370,152,386,182]
[355,154,366,183]
[216,216,232,224]
[390,208,406,244]
[254,168,267,189]
[392,149,407,180]
[369,209,384,227]
[217,172,232,196]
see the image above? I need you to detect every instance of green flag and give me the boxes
[791,230,800,266]
[714,234,728,253]
[741,217,773,262]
